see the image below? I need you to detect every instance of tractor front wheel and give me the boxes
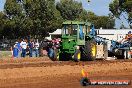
[74,49,81,62]
[59,53,72,61]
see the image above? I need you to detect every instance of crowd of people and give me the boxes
[11,38,61,59]
[12,39,40,58]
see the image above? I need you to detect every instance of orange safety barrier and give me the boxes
[81,69,88,78]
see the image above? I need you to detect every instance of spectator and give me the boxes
[28,40,34,57]
[47,42,54,58]
[13,42,19,58]
[10,46,13,58]
[20,39,27,57]
[42,47,48,56]
[34,40,39,57]
[16,40,22,58]
[119,31,132,44]
[39,40,48,57]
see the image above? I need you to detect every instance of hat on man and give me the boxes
[15,42,18,44]
[128,31,131,34]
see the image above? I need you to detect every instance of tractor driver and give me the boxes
[125,31,132,40]
[79,25,84,40]
[119,31,132,44]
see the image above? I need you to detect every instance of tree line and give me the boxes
[109,0,132,28]
[0,0,116,39]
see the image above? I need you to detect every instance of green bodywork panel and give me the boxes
[60,35,76,53]
[60,21,92,54]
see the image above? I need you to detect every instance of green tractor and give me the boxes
[58,21,97,61]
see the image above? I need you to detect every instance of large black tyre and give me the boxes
[81,39,97,61]
[59,52,72,61]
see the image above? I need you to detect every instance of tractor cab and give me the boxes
[58,21,96,61]
[62,21,91,46]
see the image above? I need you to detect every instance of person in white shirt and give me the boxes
[34,41,39,57]
[20,39,27,57]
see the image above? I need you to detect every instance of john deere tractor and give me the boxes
[58,21,97,61]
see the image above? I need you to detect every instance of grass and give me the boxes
[0,51,12,58]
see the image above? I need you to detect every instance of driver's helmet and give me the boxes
[128,31,131,34]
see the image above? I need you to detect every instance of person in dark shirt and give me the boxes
[47,42,54,58]
[28,40,34,57]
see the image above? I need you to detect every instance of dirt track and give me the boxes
[0,58,132,88]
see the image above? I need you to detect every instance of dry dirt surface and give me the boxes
[0,58,132,88]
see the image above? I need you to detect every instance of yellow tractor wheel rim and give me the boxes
[92,44,96,57]
[57,52,59,60]
[77,53,81,60]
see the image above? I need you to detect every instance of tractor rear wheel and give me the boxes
[81,40,97,61]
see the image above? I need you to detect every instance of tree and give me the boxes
[24,0,63,38]
[109,0,132,27]
[120,22,127,29]
[2,0,116,39]
[3,0,31,39]
[56,0,83,20]
[0,12,6,38]
[79,11,115,29]
[56,0,115,29]
[3,0,63,39]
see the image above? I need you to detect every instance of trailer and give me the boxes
[109,39,132,59]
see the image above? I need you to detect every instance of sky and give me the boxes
[77,0,129,28]
[0,0,129,28]
[0,0,5,11]
[0,0,112,16]
[78,0,112,16]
